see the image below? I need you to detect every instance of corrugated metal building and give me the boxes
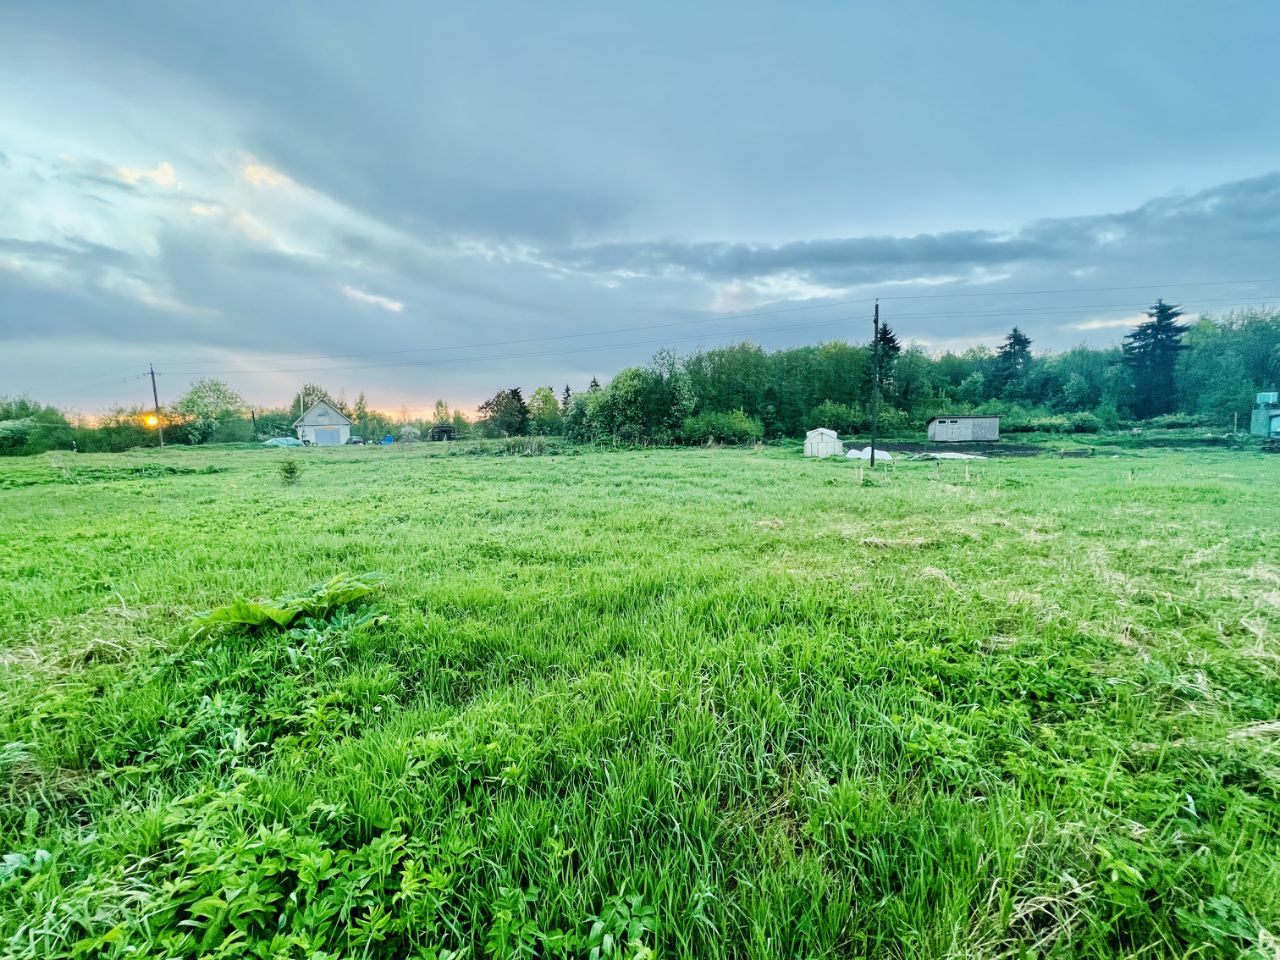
[1251,392,1280,437]
[927,415,1000,443]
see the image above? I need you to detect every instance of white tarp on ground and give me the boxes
[846,446,893,461]
[911,452,987,460]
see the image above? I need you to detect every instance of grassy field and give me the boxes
[1,443,1278,958]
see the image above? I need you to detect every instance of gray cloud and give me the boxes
[540,175,1280,289]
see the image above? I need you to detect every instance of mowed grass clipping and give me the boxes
[1,444,1278,959]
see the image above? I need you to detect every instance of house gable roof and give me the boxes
[293,400,353,427]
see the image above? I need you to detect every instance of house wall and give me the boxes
[297,424,350,445]
[1253,406,1280,437]
[928,417,999,442]
[294,402,352,445]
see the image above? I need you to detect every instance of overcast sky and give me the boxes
[2,1,1279,415]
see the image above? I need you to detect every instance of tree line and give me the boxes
[477,303,1278,444]
[2,303,1277,454]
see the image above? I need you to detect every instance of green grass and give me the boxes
[1,444,1277,958]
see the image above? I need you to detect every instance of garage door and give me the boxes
[314,427,341,446]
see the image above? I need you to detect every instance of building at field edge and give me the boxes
[1251,392,1280,437]
[927,415,1001,443]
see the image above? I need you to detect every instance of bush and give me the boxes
[681,410,764,445]
[1069,412,1102,433]
[1092,401,1121,430]
[1143,413,1218,430]
[252,409,296,440]
[72,409,163,452]
[0,397,74,455]
[804,401,859,435]
[504,435,549,455]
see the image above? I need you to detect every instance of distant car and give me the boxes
[262,437,304,447]
[345,436,366,445]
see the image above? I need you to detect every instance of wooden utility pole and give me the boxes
[149,363,165,448]
[869,300,880,468]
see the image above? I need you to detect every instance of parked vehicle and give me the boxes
[345,436,366,445]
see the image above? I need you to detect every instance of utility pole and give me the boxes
[149,363,165,448]
[869,300,880,468]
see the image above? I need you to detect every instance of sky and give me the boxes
[2,1,1279,416]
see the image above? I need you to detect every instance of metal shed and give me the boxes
[927,415,1000,443]
[803,427,845,458]
[1251,392,1280,437]
[294,400,352,446]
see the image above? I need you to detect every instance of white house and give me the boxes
[927,415,1000,443]
[803,427,845,458]
[294,400,352,445]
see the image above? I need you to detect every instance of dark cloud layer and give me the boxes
[542,174,1280,288]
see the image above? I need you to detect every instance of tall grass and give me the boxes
[1,445,1277,957]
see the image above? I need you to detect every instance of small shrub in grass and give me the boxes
[280,456,301,485]
[192,572,383,632]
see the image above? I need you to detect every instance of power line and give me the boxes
[157,294,1280,375]
[149,295,883,367]
[153,294,1280,379]
[149,274,1280,371]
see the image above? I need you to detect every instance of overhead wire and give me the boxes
[148,275,1280,370]
[154,294,1280,378]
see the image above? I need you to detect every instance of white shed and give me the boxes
[803,427,845,458]
[927,415,1000,443]
[294,400,352,446]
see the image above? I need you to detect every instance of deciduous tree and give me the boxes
[478,388,531,436]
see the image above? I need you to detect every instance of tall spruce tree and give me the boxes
[995,327,1034,394]
[1122,300,1188,419]
[869,323,901,396]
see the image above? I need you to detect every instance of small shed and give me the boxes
[294,400,352,446]
[927,415,1000,443]
[1267,411,1280,439]
[1251,392,1280,437]
[803,427,845,458]
[429,424,455,441]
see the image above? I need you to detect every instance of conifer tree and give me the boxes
[1122,300,1188,419]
